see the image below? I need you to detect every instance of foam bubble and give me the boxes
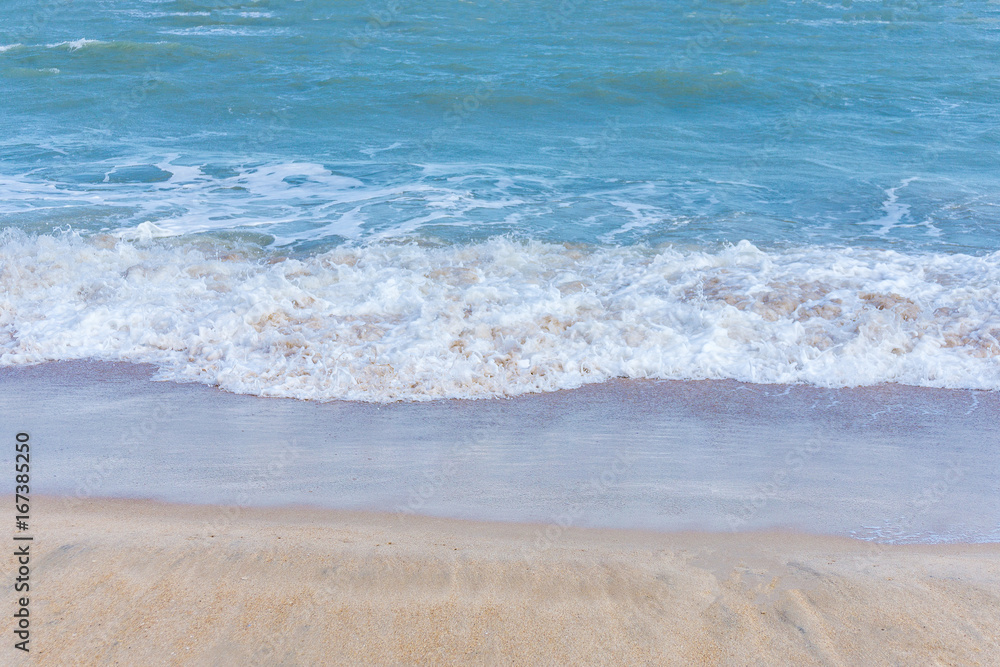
[1,233,998,401]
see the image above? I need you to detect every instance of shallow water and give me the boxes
[6,362,998,543]
[2,0,999,399]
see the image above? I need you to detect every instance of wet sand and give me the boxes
[3,361,998,541]
[4,497,999,666]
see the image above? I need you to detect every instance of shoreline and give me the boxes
[6,496,1000,665]
[3,360,999,543]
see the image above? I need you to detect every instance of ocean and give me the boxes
[2,0,999,401]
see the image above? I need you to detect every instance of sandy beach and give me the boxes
[5,0,1000,664]
[3,363,998,663]
[3,496,997,666]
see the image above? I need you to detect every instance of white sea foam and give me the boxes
[1,233,998,401]
[0,44,22,53]
[162,27,290,36]
[47,39,104,51]
[863,178,919,237]
[0,161,530,244]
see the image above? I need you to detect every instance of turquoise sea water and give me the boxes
[1,0,999,400]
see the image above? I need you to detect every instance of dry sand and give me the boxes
[2,497,998,666]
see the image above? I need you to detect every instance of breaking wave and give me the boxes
[1,231,998,401]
